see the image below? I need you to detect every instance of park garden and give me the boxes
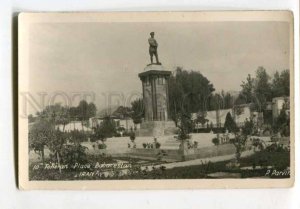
[28,66,290,180]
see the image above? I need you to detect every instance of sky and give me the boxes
[28,21,290,112]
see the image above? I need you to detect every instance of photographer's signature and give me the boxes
[265,168,290,177]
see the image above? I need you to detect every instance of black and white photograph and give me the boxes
[18,11,294,189]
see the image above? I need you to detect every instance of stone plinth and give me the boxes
[139,64,171,121]
[136,120,177,137]
[137,64,177,136]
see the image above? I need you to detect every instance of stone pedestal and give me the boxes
[136,120,177,137]
[137,64,177,136]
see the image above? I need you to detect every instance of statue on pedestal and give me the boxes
[136,33,177,137]
[148,32,161,65]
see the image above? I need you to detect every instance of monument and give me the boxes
[136,32,177,136]
[148,32,160,65]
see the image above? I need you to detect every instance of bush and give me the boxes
[129,132,136,142]
[212,137,220,146]
[114,133,121,137]
[155,142,161,149]
[122,131,131,137]
[263,127,272,136]
[91,117,116,142]
[242,119,254,136]
[193,141,198,148]
[266,143,287,152]
[98,144,107,149]
[142,143,147,149]
[58,144,88,165]
[224,112,238,133]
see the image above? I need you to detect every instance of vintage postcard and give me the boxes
[18,11,294,189]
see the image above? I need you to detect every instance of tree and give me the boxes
[91,116,116,143]
[224,112,237,133]
[168,67,215,125]
[29,117,69,168]
[36,104,71,132]
[254,66,272,110]
[223,92,234,109]
[271,70,290,97]
[235,93,248,106]
[196,111,208,127]
[69,106,79,129]
[30,104,91,168]
[230,134,247,163]
[56,106,70,132]
[38,104,62,123]
[240,74,255,104]
[238,67,289,123]
[131,98,144,125]
[29,119,55,164]
[207,93,223,111]
[45,104,64,122]
[47,128,68,170]
[77,100,97,130]
[69,106,78,120]
[205,91,234,111]
[177,112,193,141]
[229,118,255,163]
[77,100,89,129]
[88,103,97,119]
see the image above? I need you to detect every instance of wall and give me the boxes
[194,106,252,129]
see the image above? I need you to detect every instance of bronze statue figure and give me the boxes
[148,32,161,65]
